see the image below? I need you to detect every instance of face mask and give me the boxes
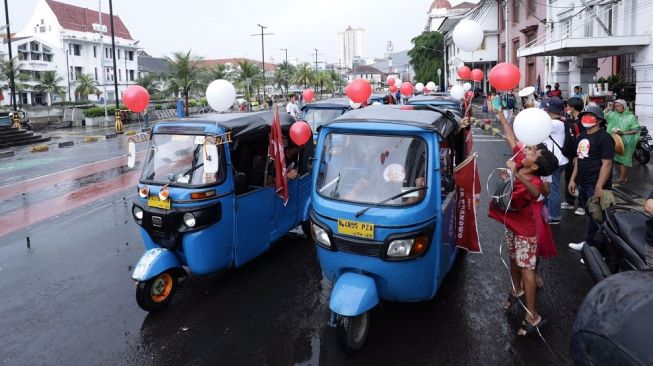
[581,115,598,129]
[582,123,595,128]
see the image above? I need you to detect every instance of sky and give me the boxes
[10,0,476,64]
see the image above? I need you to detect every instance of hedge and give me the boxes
[83,106,116,117]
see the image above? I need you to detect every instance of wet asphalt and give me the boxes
[0,125,645,365]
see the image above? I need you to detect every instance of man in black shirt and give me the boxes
[562,97,585,212]
[568,105,615,251]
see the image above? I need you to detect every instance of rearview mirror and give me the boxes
[203,144,219,174]
[127,141,136,168]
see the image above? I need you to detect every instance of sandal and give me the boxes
[503,290,524,310]
[517,315,547,336]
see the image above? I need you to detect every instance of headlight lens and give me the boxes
[159,187,169,201]
[311,222,331,247]
[132,205,143,220]
[387,235,429,258]
[138,186,149,198]
[183,212,196,228]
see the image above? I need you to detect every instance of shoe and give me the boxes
[569,241,586,251]
[574,208,586,216]
[548,219,560,225]
[561,202,574,210]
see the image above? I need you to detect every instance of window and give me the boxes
[512,38,520,65]
[500,43,506,63]
[30,53,41,61]
[129,70,135,81]
[118,69,122,81]
[499,3,505,31]
[71,43,81,56]
[70,66,74,81]
[39,26,46,33]
[127,51,134,61]
[525,31,536,47]
[33,71,41,81]
[561,18,572,38]
[527,0,535,16]
[43,54,52,62]
[95,68,98,80]
[512,0,520,23]
[105,47,113,59]
[93,46,97,58]
[117,49,121,59]
[74,67,83,80]
[106,67,114,81]
[30,41,39,51]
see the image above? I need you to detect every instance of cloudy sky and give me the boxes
[11,0,476,63]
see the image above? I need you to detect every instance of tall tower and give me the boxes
[386,41,394,73]
[337,26,365,69]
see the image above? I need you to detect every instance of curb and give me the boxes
[0,150,14,158]
[83,137,99,143]
[58,141,74,148]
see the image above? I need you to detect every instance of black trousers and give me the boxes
[564,161,575,205]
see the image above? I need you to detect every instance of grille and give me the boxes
[151,229,166,240]
[333,236,383,257]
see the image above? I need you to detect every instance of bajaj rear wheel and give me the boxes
[136,271,177,312]
[336,312,370,354]
[634,146,650,165]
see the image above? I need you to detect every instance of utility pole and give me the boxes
[504,0,509,63]
[314,48,319,71]
[252,24,273,101]
[280,48,287,64]
[108,0,122,133]
[98,0,108,123]
[4,0,16,112]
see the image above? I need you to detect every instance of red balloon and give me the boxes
[471,69,484,82]
[466,91,474,98]
[488,63,521,91]
[388,78,396,86]
[302,89,315,103]
[389,85,398,93]
[400,82,414,97]
[289,121,312,146]
[122,85,150,113]
[457,66,471,80]
[346,79,372,104]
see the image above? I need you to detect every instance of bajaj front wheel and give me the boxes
[136,271,177,312]
[336,312,370,354]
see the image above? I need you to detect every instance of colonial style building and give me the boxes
[3,0,138,105]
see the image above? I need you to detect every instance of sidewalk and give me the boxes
[470,103,653,205]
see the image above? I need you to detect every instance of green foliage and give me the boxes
[74,74,99,101]
[165,50,204,116]
[273,61,296,98]
[408,31,445,85]
[35,70,64,106]
[0,57,30,93]
[83,106,117,118]
[234,59,264,100]
[135,73,161,96]
[293,63,315,90]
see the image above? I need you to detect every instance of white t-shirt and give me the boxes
[286,102,299,117]
[544,118,569,167]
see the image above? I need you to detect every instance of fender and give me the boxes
[132,248,182,282]
[329,272,379,316]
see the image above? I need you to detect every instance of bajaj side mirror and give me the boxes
[203,144,219,174]
[127,140,136,168]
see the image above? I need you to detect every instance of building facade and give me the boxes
[337,26,365,69]
[3,0,138,105]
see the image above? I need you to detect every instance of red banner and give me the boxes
[454,154,482,253]
[268,107,289,205]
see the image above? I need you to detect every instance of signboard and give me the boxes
[92,23,108,33]
[18,61,55,71]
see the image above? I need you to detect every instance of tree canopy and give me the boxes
[408,31,445,87]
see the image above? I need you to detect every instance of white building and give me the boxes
[435,0,497,93]
[4,0,139,105]
[337,26,365,69]
[518,0,653,128]
[426,0,478,31]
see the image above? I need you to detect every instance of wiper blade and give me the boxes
[181,163,204,177]
[355,186,427,217]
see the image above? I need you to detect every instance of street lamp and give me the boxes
[437,68,442,91]
[108,0,122,133]
[252,24,273,102]
[280,48,288,64]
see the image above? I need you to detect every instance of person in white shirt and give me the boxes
[542,97,568,225]
[286,95,299,118]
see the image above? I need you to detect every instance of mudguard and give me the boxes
[329,272,379,316]
[131,248,182,282]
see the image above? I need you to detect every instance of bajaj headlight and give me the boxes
[387,235,429,259]
[311,222,331,248]
[182,212,196,228]
[132,205,144,220]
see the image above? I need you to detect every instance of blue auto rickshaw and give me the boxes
[128,111,313,312]
[407,94,463,115]
[301,97,351,134]
[309,105,463,353]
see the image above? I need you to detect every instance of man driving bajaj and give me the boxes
[127,110,313,312]
[309,105,463,353]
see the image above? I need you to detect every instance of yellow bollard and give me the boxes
[11,113,21,129]
[115,110,123,134]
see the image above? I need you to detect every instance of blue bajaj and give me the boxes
[310,106,462,353]
[129,111,313,312]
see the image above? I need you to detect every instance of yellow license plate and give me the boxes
[337,219,374,239]
[147,196,171,209]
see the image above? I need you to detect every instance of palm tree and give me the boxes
[135,73,161,97]
[74,74,98,101]
[165,50,204,117]
[35,70,64,106]
[314,71,334,99]
[293,63,315,90]
[273,61,295,99]
[234,59,263,102]
[329,70,345,96]
[0,57,31,96]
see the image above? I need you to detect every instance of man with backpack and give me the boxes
[561,98,585,214]
[542,97,569,224]
[501,90,517,121]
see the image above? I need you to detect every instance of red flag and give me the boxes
[453,154,482,253]
[268,107,289,205]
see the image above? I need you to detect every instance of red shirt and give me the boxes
[549,89,562,98]
[488,145,543,237]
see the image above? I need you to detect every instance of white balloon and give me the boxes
[206,79,236,112]
[426,81,436,90]
[450,84,465,100]
[513,108,553,146]
[452,19,484,52]
[415,83,425,92]
[463,82,472,91]
[349,100,361,109]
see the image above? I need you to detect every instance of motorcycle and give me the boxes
[633,126,651,164]
[581,205,650,283]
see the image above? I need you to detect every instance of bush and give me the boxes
[166,103,176,109]
[188,100,198,107]
[199,97,207,106]
[83,106,117,118]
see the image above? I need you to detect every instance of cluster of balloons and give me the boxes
[457,66,484,82]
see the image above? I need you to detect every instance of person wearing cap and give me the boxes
[541,97,568,225]
[562,97,586,215]
[568,105,615,252]
[605,99,640,184]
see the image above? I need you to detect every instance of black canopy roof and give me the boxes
[324,105,460,140]
[301,97,351,111]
